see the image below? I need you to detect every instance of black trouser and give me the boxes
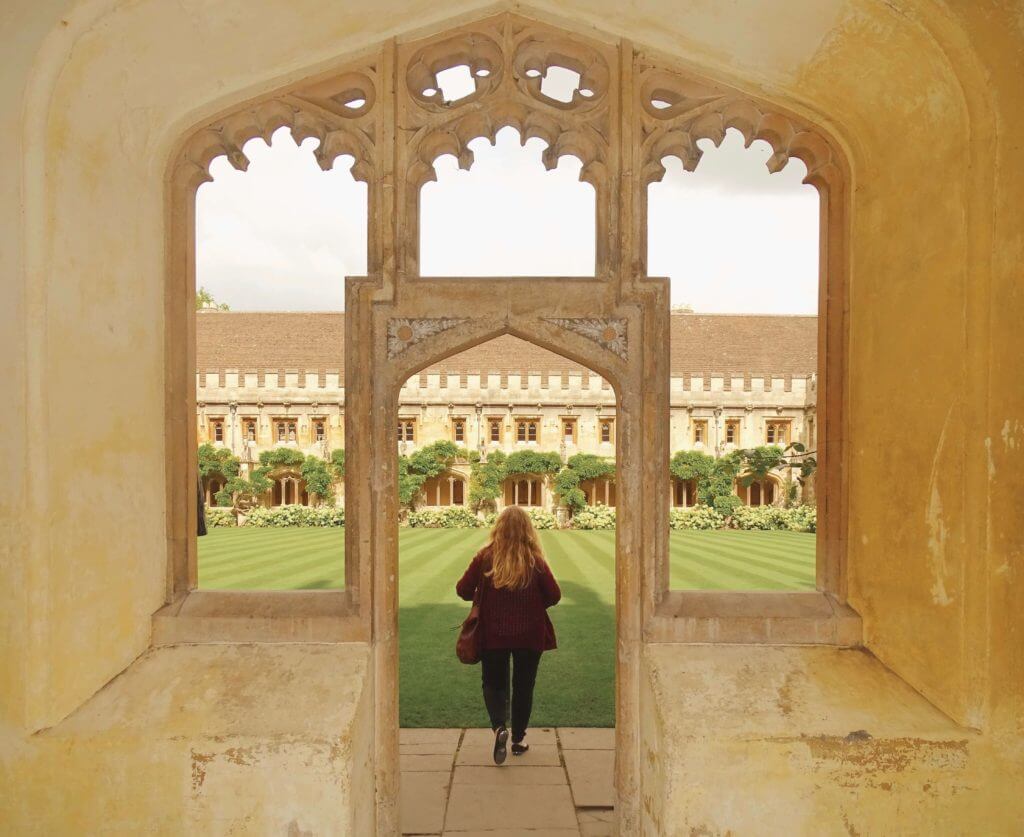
[480,648,542,743]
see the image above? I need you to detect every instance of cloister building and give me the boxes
[197,309,816,512]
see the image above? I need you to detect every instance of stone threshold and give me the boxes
[152,589,366,644]
[649,590,862,645]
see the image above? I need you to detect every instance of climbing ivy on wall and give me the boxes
[553,453,616,513]
[398,441,477,510]
[503,450,563,476]
[468,449,563,513]
[670,449,743,516]
[202,446,338,509]
[668,444,815,516]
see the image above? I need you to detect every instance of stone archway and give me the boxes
[165,11,850,833]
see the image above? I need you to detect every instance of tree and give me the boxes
[198,443,240,481]
[330,449,346,478]
[300,456,334,505]
[196,287,229,311]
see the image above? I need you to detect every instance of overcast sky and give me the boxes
[196,71,818,314]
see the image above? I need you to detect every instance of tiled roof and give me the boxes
[196,311,817,383]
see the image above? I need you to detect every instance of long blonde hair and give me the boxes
[485,506,544,590]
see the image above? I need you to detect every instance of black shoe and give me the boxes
[511,742,529,756]
[493,727,509,765]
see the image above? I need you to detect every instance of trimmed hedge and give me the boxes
[407,507,483,529]
[242,505,345,527]
[571,504,616,530]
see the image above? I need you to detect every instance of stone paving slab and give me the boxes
[444,783,579,832]
[400,727,613,836]
[444,827,581,831]
[457,728,560,766]
[461,727,558,748]
[557,727,615,750]
[402,753,456,772]
[443,830,580,836]
[401,770,450,835]
[401,728,463,754]
[563,750,614,808]
[452,765,567,785]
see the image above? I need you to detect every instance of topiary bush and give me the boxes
[205,507,237,527]
[571,504,617,530]
[669,505,725,530]
[406,507,483,528]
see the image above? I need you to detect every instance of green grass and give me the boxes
[198,527,814,726]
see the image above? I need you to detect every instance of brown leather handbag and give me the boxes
[456,583,483,664]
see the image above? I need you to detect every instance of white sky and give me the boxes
[196,69,818,314]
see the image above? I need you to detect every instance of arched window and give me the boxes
[580,478,616,507]
[672,478,697,508]
[420,127,595,276]
[419,472,467,506]
[502,476,543,508]
[196,126,367,310]
[737,476,777,507]
[272,474,308,507]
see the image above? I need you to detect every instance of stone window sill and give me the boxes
[152,590,366,645]
[650,590,861,646]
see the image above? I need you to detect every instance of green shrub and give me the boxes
[669,505,725,530]
[241,505,345,527]
[572,504,617,530]
[205,507,237,527]
[713,494,743,518]
[406,507,482,528]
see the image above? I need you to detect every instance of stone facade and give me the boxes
[196,310,816,512]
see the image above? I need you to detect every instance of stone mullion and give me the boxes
[167,163,201,599]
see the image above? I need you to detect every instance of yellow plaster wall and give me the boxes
[1,0,1021,831]
[0,643,374,835]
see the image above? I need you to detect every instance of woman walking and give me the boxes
[456,505,561,765]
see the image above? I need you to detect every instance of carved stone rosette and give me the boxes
[544,317,628,359]
[386,317,469,358]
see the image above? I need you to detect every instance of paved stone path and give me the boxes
[400,727,615,836]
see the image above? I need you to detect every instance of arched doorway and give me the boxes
[419,471,468,506]
[737,475,778,507]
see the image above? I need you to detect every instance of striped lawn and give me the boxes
[198,527,814,726]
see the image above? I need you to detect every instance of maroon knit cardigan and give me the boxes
[456,547,561,652]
